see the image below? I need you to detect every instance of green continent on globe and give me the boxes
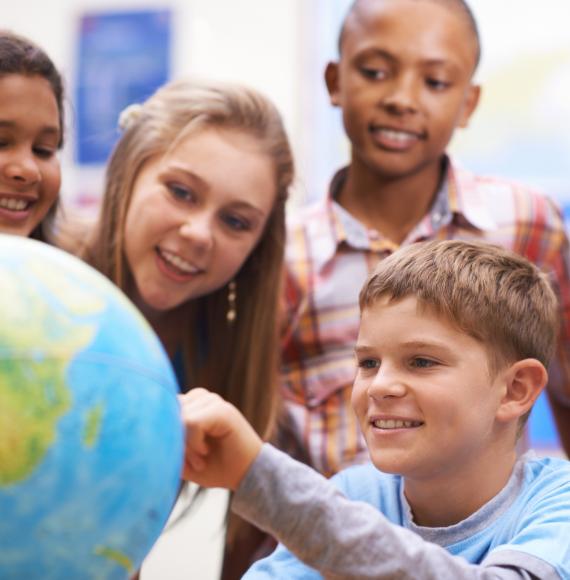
[93,546,134,573]
[0,360,71,486]
[83,403,105,448]
[0,263,102,487]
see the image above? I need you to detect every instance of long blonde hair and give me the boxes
[86,78,294,439]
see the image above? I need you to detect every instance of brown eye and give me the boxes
[33,146,56,159]
[426,78,450,90]
[360,67,388,81]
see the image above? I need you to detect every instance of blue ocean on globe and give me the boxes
[0,235,184,579]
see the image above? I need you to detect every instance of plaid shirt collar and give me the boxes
[313,156,499,271]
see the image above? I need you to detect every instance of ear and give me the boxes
[458,84,481,128]
[495,359,548,424]
[325,61,341,107]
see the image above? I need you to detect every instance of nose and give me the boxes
[380,74,420,115]
[179,212,214,253]
[368,365,407,400]
[3,148,41,186]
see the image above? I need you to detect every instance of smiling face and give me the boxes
[326,0,480,181]
[352,296,507,484]
[123,128,277,315]
[0,74,61,236]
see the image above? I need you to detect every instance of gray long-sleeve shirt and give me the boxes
[233,445,569,579]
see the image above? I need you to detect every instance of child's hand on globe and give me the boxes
[179,389,262,491]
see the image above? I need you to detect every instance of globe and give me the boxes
[0,235,184,579]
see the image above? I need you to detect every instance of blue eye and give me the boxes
[357,358,378,370]
[223,214,250,232]
[168,183,194,202]
[411,357,436,369]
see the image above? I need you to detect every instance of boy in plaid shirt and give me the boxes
[279,0,570,476]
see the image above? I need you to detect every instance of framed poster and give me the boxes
[75,9,171,165]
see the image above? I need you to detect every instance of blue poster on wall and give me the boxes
[75,10,171,165]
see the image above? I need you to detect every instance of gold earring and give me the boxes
[227,280,237,324]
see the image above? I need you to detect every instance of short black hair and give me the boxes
[338,0,481,71]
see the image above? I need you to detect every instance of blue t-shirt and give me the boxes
[242,450,570,579]
[335,454,570,568]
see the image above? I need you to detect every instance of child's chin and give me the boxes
[369,453,404,475]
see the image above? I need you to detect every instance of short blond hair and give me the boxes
[360,240,559,374]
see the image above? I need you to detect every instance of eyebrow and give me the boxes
[356,48,397,63]
[356,48,461,70]
[0,120,61,136]
[354,345,375,355]
[354,340,453,354]
[227,201,267,217]
[165,165,268,217]
[401,340,452,351]
[166,165,209,192]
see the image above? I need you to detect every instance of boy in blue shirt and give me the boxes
[180,240,570,579]
[279,0,570,478]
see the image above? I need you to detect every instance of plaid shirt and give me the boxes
[280,158,570,476]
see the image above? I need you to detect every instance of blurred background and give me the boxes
[6,0,568,453]
[5,1,569,216]
[7,0,570,448]
[4,1,568,577]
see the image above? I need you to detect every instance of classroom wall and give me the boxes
[302,0,570,210]
[3,0,303,207]
[5,1,569,214]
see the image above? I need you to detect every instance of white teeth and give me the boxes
[160,250,200,274]
[0,198,29,211]
[373,419,422,429]
[376,128,417,143]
